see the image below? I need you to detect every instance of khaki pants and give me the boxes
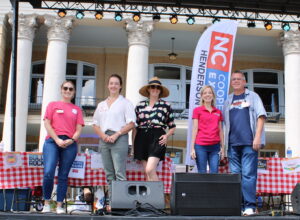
[100,131,128,202]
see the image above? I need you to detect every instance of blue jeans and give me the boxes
[228,145,258,210]
[195,144,220,173]
[43,136,77,202]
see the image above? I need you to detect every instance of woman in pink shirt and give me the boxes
[190,85,224,173]
[42,81,84,214]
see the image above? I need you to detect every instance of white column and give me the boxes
[124,21,154,105]
[281,31,300,157]
[3,14,37,152]
[38,16,73,151]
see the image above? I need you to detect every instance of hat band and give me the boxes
[149,80,161,85]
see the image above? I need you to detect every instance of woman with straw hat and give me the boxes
[133,77,176,181]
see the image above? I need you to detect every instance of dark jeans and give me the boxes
[228,145,258,210]
[194,143,220,173]
[42,135,77,202]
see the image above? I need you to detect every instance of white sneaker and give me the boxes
[42,204,51,213]
[56,206,65,214]
[243,208,255,216]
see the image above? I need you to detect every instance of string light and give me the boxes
[132,13,141,22]
[75,10,84,19]
[115,12,123,22]
[57,9,66,18]
[264,21,273,31]
[95,11,103,20]
[153,14,161,22]
[186,16,195,25]
[247,20,256,28]
[282,22,291,31]
[169,14,178,24]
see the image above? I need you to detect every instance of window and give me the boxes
[26,142,38,152]
[149,64,192,112]
[30,60,97,108]
[254,87,279,112]
[242,69,284,115]
[254,71,278,84]
[259,149,279,158]
[154,66,180,79]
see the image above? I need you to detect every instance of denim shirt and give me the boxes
[223,89,267,150]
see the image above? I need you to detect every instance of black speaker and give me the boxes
[291,183,300,214]
[111,181,165,209]
[171,173,241,216]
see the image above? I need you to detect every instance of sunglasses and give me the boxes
[63,86,74,92]
[150,85,161,89]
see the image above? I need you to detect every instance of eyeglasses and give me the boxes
[63,86,74,92]
[150,85,161,89]
[231,78,244,81]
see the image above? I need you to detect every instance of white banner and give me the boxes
[55,155,86,179]
[27,153,44,168]
[3,152,23,169]
[68,155,86,179]
[185,20,238,165]
[281,158,300,174]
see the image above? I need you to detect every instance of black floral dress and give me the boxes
[134,99,176,161]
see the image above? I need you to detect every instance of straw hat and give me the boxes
[139,77,169,98]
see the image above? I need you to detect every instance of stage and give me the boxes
[1,212,300,220]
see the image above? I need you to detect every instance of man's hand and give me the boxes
[253,136,261,151]
[220,147,225,160]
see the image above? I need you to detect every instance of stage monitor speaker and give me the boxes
[111,181,165,209]
[291,183,300,214]
[171,173,241,216]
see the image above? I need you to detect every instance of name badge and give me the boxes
[72,109,78,114]
[56,109,64,114]
[241,101,250,108]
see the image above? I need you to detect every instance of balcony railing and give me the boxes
[28,96,103,117]
[0,97,285,122]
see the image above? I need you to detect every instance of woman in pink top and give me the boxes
[42,81,84,214]
[190,85,224,173]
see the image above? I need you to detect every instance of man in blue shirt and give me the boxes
[223,71,266,216]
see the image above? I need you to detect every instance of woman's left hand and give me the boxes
[62,139,74,148]
[159,134,168,146]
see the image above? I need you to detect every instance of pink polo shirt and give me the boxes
[44,101,85,140]
[192,106,223,146]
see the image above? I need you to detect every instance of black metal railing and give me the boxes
[27,96,103,116]
[0,97,286,122]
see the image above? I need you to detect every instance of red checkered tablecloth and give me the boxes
[0,152,172,193]
[218,157,300,194]
[256,157,300,194]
